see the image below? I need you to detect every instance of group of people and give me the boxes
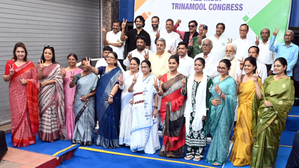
[4,14,298,168]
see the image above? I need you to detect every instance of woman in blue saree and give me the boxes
[70,58,98,146]
[85,52,122,148]
[205,59,237,166]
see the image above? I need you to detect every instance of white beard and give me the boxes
[226,54,235,61]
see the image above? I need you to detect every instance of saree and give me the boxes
[96,66,122,148]
[184,74,212,158]
[158,73,186,158]
[72,73,98,145]
[37,63,66,141]
[229,78,262,166]
[63,68,83,140]
[205,76,237,165]
[130,74,160,154]
[5,60,39,147]
[251,76,294,168]
[119,70,137,146]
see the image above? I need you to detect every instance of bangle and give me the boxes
[110,94,114,97]
[109,96,113,99]
[85,94,88,98]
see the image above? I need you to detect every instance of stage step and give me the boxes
[1,147,57,168]
[286,106,299,131]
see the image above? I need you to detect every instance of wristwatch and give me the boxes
[218,92,222,96]
[154,106,158,109]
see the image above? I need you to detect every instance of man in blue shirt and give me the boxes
[269,28,299,77]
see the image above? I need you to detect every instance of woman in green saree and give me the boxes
[251,57,294,168]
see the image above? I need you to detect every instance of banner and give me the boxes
[134,0,292,43]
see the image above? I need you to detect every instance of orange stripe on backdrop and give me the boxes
[134,0,147,12]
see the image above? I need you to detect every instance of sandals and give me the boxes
[184,155,194,160]
[193,155,202,161]
[213,162,220,166]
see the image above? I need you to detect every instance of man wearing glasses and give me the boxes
[173,19,199,47]
[269,29,299,77]
[194,39,220,79]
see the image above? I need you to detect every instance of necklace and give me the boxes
[169,71,178,79]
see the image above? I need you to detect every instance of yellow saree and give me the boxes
[230,78,262,166]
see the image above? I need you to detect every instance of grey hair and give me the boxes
[157,38,166,46]
[286,30,294,36]
[226,43,237,52]
[203,39,213,46]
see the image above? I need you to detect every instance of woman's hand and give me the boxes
[214,82,221,95]
[61,67,66,78]
[9,64,15,76]
[211,99,222,106]
[118,74,124,86]
[20,78,27,85]
[40,81,47,88]
[181,76,186,88]
[264,100,273,107]
[129,98,134,104]
[153,78,159,91]
[80,95,87,102]
[70,71,75,81]
[39,60,45,71]
[236,73,242,86]
[253,69,261,82]
[153,109,158,118]
[202,116,206,121]
[132,74,138,84]
[108,97,113,104]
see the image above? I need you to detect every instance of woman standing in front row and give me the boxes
[158,55,186,158]
[85,52,122,149]
[251,58,294,168]
[70,58,98,145]
[129,60,160,154]
[205,59,237,166]
[118,57,140,146]
[3,42,39,147]
[62,53,83,140]
[181,57,212,161]
[37,45,66,142]
[229,56,262,166]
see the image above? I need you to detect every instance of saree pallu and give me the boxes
[205,76,237,165]
[130,74,160,154]
[37,63,66,141]
[96,67,122,148]
[5,60,39,147]
[230,79,262,166]
[64,68,83,140]
[251,76,294,168]
[72,73,98,145]
[158,74,186,158]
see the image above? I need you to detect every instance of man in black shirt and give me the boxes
[121,16,151,52]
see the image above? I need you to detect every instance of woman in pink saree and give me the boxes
[3,42,39,147]
[37,45,65,142]
[62,53,83,140]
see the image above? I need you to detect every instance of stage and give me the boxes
[1,106,298,168]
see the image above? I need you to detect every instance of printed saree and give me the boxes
[251,76,294,168]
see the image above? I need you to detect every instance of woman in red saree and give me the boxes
[3,42,39,147]
[37,45,65,142]
[158,55,186,158]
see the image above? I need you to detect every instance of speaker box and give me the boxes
[0,130,8,160]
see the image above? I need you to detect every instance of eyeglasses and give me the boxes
[188,25,196,28]
[217,66,226,70]
[44,44,53,48]
[141,66,149,68]
[202,44,211,47]
[284,34,293,37]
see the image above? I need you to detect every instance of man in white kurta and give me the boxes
[177,42,193,76]
[233,24,254,62]
[194,39,220,79]
[207,23,228,60]
[158,19,182,53]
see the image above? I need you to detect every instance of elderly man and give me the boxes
[121,16,151,52]
[238,46,268,83]
[149,38,171,79]
[103,20,125,69]
[223,43,238,79]
[269,29,299,77]
[208,23,228,60]
[233,24,254,61]
[123,35,152,68]
[255,28,276,75]
[194,39,219,79]
[156,19,182,54]
[147,16,160,53]
[177,42,193,76]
